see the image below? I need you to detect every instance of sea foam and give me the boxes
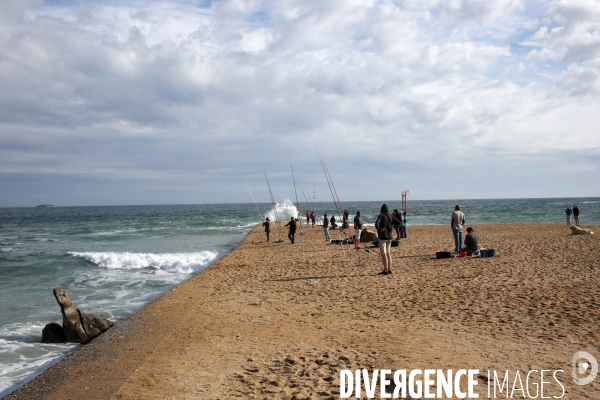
[266,199,298,222]
[69,251,218,274]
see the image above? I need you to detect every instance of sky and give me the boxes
[0,0,599,206]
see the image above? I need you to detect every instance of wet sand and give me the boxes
[4,222,600,399]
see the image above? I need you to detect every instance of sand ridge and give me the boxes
[5,222,600,399]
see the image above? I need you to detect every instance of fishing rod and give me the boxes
[318,151,345,219]
[303,180,316,217]
[317,151,347,261]
[298,183,313,219]
[263,164,284,242]
[244,176,264,223]
[287,160,304,252]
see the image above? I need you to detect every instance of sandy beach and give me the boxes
[4,222,600,399]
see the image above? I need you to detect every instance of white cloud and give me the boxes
[0,0,599,205]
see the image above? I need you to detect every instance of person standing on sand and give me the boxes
[565,206,573,226]
[306,211,310,225]
[322,214,330,242]
[310,211,316,226]
[284,217,297,244]
[573,205,580,226]
[375,204,394,275]
[392,209,402,240]
[451,205,465,253]
[401,211,407,238]
[342,210,349,230]
[262,218,271,242]
[353,211,363,249]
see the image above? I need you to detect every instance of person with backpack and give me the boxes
[565,206,573,227]
[375,204,394,275]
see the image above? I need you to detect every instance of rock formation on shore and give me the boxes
[41,322,67,343]
[41,289,113,344]
[359,228,378,242]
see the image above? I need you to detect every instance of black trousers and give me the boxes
[266,231,270,242]
[288,231,295,244]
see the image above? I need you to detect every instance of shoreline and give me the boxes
[4,222,600,399]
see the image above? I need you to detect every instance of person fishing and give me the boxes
[310,211,316,227]
[262,217,271,242]
[284,217,297,244]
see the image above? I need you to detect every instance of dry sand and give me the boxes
[4,222,600,399]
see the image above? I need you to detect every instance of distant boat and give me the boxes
[35,204,54,207]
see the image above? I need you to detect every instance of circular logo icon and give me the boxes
[572,351,598,385]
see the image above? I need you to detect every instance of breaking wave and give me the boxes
[69,251,218,274]
[265,199,298,222]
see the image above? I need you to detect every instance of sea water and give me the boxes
[1,198,599,395]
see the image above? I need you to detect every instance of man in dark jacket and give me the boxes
[375,204,393,275]
[284,217,297,244]
[392,209,403,240]
[262,218,271,242]
[573,205,580,226]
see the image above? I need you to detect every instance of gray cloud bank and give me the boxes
[0,0,598,206]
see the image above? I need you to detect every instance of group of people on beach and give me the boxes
[261,204,408,276]
[450,204,480,255]
[565,205,580,226]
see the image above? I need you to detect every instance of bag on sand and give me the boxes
[436,251,451,259]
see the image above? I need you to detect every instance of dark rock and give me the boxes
[41,322,66,343]
[360,229,378,243]
[53,288,113,344]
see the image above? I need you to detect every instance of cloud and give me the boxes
[0,0,598,205]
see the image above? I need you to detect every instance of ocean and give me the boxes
[1,198,599,396]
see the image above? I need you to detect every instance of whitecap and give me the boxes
[68,251,218,274]
[265,199,298,222]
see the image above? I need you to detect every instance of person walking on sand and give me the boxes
[451,205,466,253]
[375,204,394,275]
[310,211,316,227]
[565,206,573,226]
[573,205,580,226]
[262,217,271,242]
[322,214,331,242]
[284,217,297,244]
[353,211,363,250]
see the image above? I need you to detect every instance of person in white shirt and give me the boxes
[451,205,466,253]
